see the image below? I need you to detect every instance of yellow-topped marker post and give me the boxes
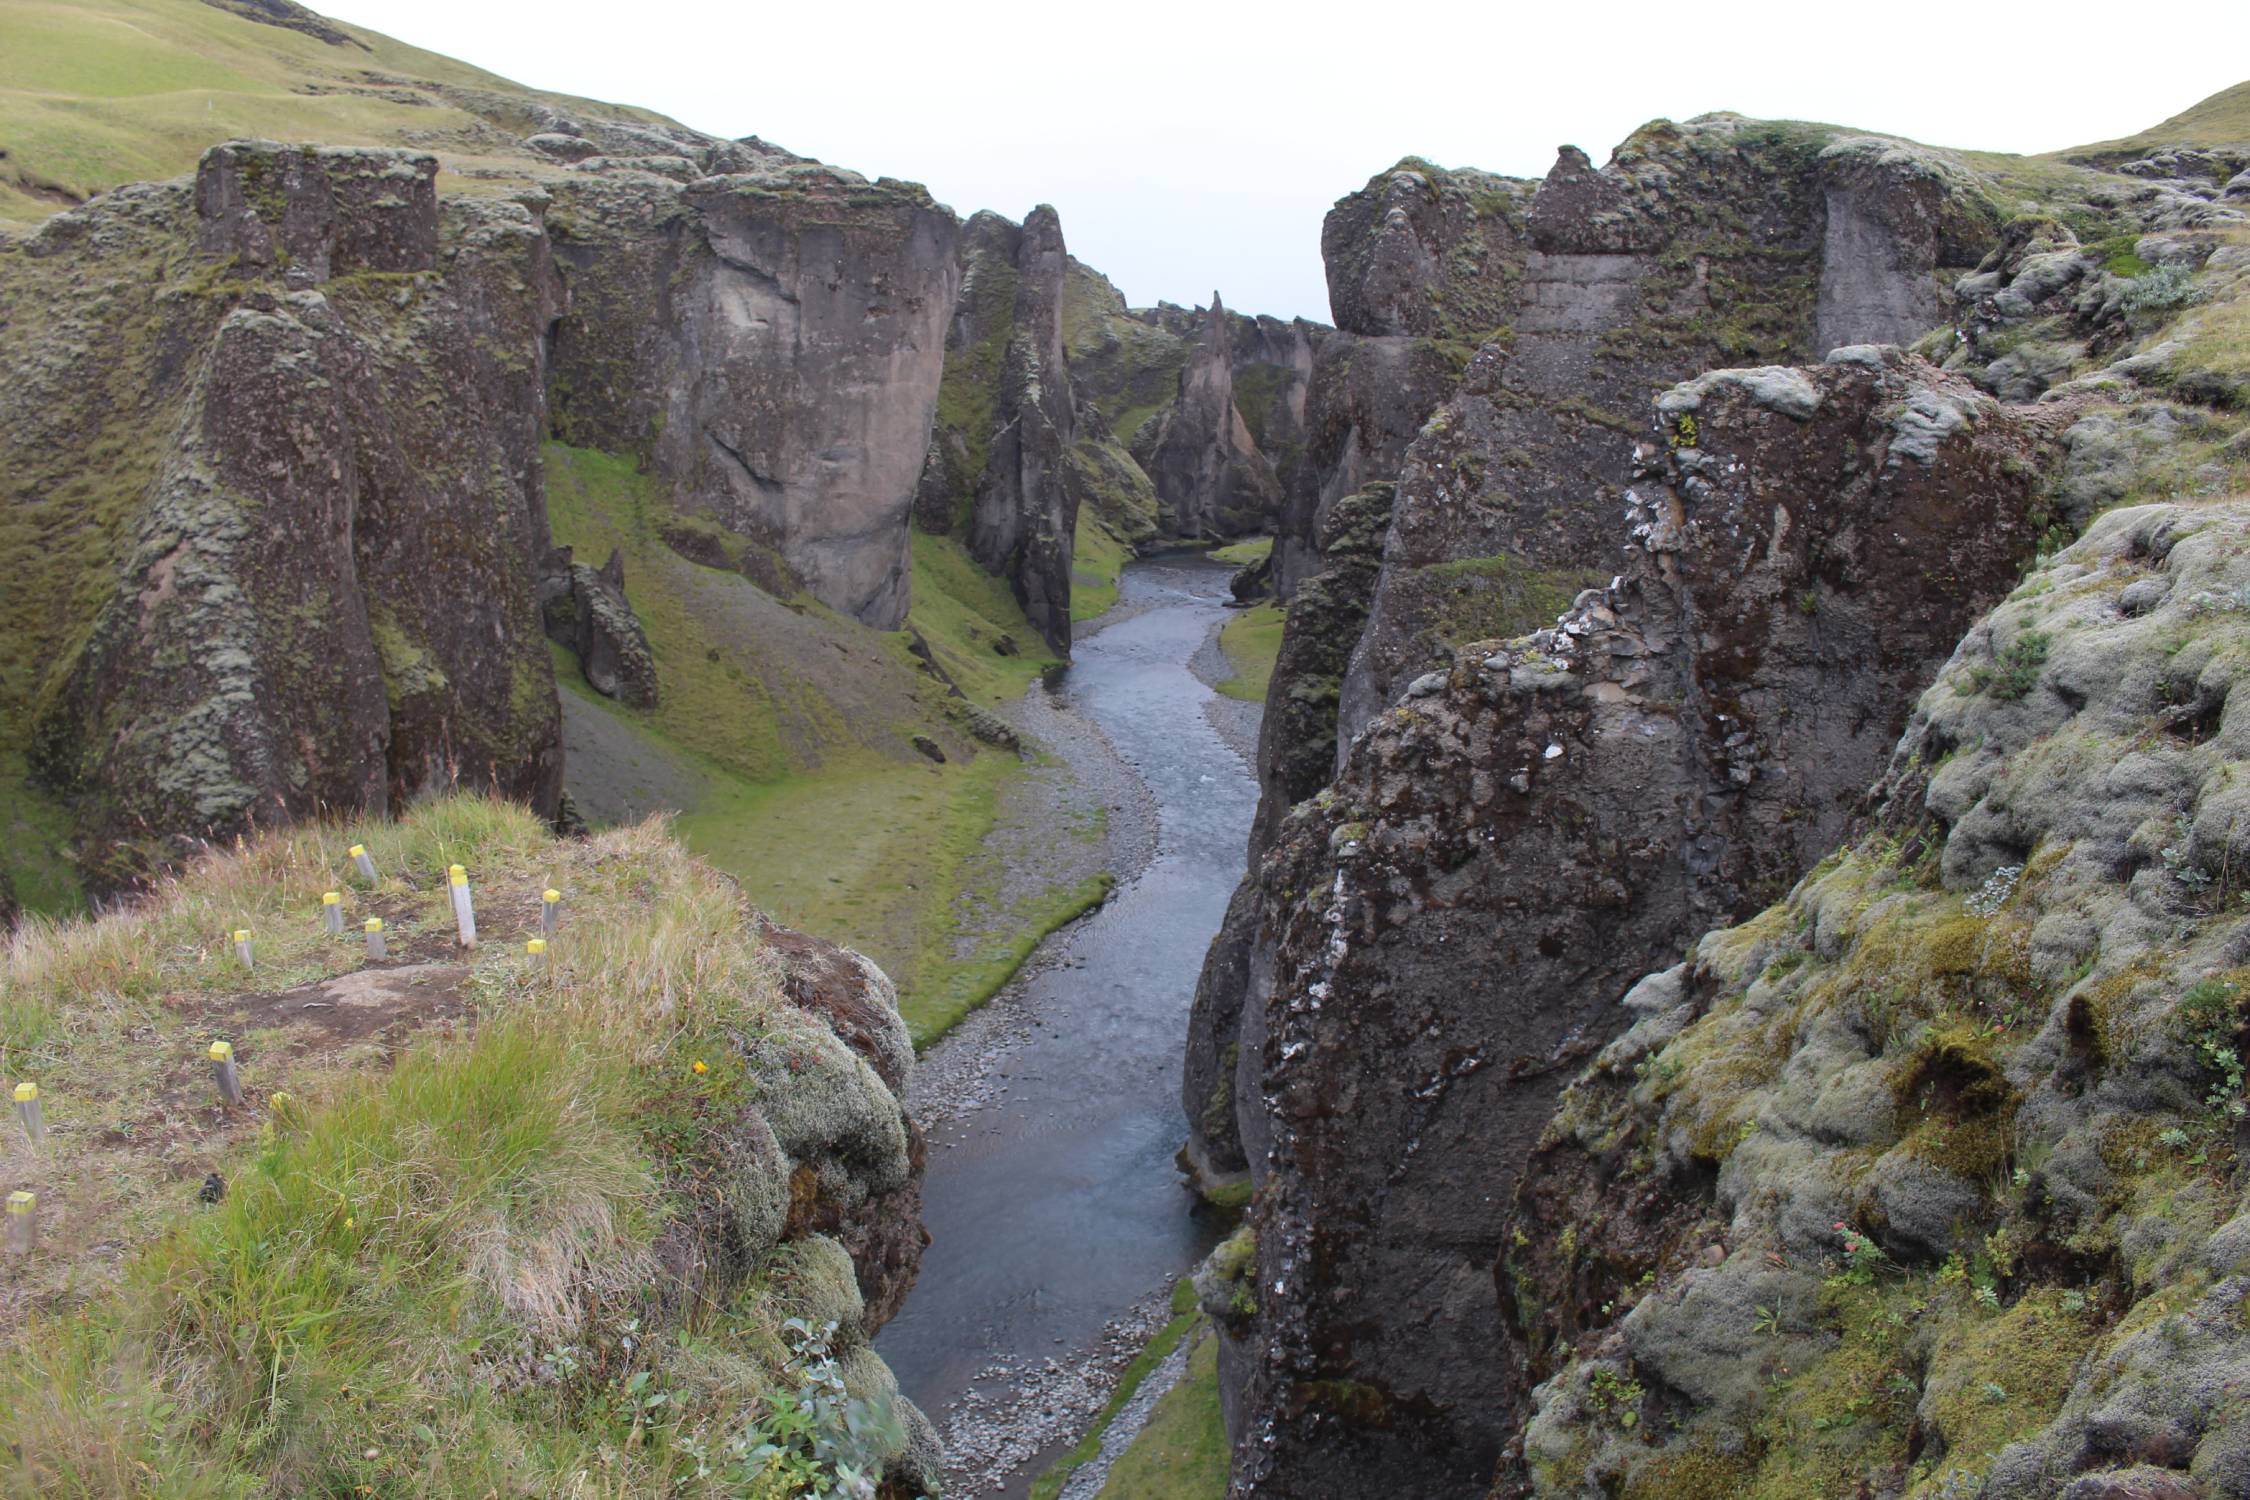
[13,1082,42,1149]
[350,843,379,884]
[5,1191,34,1256]
[448,865,477,949]
[365,917,386,960]
[527,937,551,972]
[232,930,254,970]
[208,1040,243,1108]
[541,888,562,937]
[321,891,344,937]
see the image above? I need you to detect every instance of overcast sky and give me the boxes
[329,0,2247,323]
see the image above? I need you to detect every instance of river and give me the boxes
[875,556,1257,1494]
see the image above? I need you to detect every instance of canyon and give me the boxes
[5,3,2250,1497]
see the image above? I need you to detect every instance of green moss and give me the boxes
[1400,551,1606,656]
[1914,1289,2094,1488]
[907,530,1064,705]
[1207,536,1272,568]
[1624,1443,1756,1500]
[1215,604,1284,703]
[1072,512,1134,623]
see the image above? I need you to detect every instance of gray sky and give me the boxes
[329,0,2248,324]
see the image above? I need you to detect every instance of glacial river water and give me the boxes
[875,558,1256,1484]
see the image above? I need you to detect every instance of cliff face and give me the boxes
[1,131,965,889]
[1513,497,2250,1500]
[546,161,960,629]
[12,145,566,883]
[1197,98,2250,1500]
[1339,118,1997,736]
[1221,353,2055,1495]
[915,207,1080,651]
[1185,120,1995,1208]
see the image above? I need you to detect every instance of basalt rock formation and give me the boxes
[1,128,961,889]
[542,547,659,710]
[1220,351,2056,1496]
[1512,497,2250,1500]
[545,160,959,629]
[1339,118,1998,735]
[915,207,1080,651]
[1185,118,1995,1214]
[15,145,566,884]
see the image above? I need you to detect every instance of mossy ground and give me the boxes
[545,444,1092,1044]
[0,795,886,1494]
[1216,604,1284,703]
[1206,536,1272,569]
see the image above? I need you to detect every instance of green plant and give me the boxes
[2117,263,2203,314]
[1829,1221,1887,1287]
[676,1319,914,1498]
[2177,977,2246,1117]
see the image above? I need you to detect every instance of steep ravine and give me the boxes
[878,556,1257,1494]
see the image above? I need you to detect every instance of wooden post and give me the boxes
[208,1041,243,1108]
[232,930,254,970]
[4,1191,33,1256]
[541,888,561,937]
[322,891,344,937]
[365,917,386,960]
[449,865,477,949]
[350,844,379,884]
[13,1082,41,1150]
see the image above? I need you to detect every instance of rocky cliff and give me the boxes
[0,126,963,891]
[7,145,567,886]
[1192,93,2250,1500]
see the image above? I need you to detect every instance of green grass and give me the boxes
[0,795,924,1494]
[544,444,1092,1044]
[0,0,682,226]
[1206,536,1272,568]
[0,749,84,918]
[1072,514,1134,622]
[1032,1280,1210,1500]
[1093,1325,1229,1499]
[2060,79,2250,163]
[908,530,1064,703]
[673,750,1109,1044]
[1215,604,1284,703]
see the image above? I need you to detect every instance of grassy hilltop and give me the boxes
[0,794,936,1495]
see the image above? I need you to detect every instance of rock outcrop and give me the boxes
[915,207,1080,652]
[1221,351,2057,1496]
[15,145,566,883]
[1340,117,1998,736]
[542,547,658,709]
[1,132,965,889]
[545,162,959,629]
[1512,497,2250,1500]
[1133,294,1285,538]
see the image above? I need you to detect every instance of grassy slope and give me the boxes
[2059,78,2250,161]
[0,0,678,227]
[0,795,902,1493]
[1214,603,1283,703]
[1071,513,1134,622]
[545,445,1090,1045]
[1206,536,1271,568]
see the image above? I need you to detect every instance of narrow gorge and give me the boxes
[4,4,2250,1498]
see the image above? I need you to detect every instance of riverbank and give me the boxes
[877,558,1257,1497]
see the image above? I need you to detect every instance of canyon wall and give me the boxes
[0,134,964,886]
[1195,106,2250,1500]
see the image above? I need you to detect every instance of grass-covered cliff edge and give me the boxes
[0,795,939,1496]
